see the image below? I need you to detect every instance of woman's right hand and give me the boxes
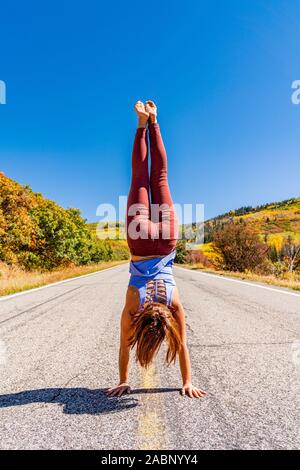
[105,383,132,397]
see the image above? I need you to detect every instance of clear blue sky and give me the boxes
[0,0,299,222]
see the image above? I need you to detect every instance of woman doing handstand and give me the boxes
[106,101,206,399]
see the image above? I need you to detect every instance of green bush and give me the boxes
[175,240,187,264]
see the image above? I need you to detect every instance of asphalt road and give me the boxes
[0,264,299,450]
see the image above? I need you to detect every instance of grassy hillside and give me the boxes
[88,221,126,240]
[204,197,300,242]
[89,198,300,251]
[179,197,300,284]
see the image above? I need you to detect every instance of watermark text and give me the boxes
[291,80,300,105]
[0,80,6,105]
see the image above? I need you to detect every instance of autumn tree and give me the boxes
[281,236,300,272]
[213,221,268,272]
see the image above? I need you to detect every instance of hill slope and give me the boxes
[88,198,300,244]
[204,197,300,242]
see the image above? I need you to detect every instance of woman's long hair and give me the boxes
[129,302,182,368]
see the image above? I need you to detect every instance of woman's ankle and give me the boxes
[149,115,157,124]
[145,101,157,124]
[137,117,148,128]
[148,120,159,128]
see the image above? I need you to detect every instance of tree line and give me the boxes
[0,173,129,271]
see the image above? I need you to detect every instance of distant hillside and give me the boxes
[89,198,300,244]
[88,221,126,240]
[179,197,300,279]
[204,197,300,242]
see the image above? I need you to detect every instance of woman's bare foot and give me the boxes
[145,100,157,124]
[134,101,149,128]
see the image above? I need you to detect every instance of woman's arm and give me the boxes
[118,307,132,383]
[172,288,207,399]
[105,287,139,397]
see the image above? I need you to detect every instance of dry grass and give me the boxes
[0,260,127,297]
[177,263,300,292]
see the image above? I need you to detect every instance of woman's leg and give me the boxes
[148,118,178,254]
[126,102,156,255]
[149,122,172,206]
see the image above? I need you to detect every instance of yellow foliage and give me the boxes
[198,242,224,265]
[268,234,284,252]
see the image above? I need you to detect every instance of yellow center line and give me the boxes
[137,361,167,450]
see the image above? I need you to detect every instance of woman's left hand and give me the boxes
[181,383,207,398]
[105,383,132,397]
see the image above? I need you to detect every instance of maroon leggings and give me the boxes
[126,123,178,256]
